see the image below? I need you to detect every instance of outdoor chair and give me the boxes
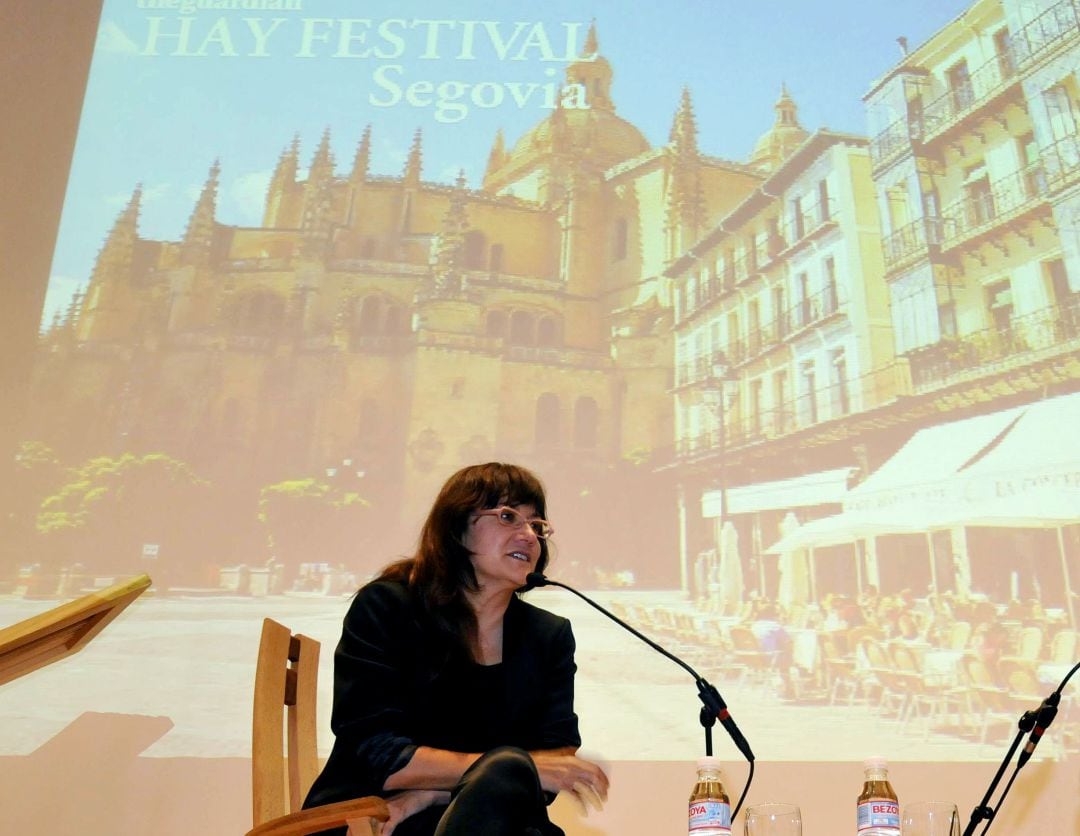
[248,618,388,836]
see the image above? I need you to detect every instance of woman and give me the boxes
[304,462,609,836]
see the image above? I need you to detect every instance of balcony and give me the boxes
[1011,0,1080,71]
[870,114,920,172]
[1043,133,1080,192]
[938,161,1050,252]
[921,52,1019,144]
[906,296,1080,393]
[883,217,945,273]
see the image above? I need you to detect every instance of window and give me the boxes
[823,257,838,314]
[818,179,830,223]
[463,231,486,270]
[509,311,535,345]
[795,272,811,327]
[486,310,508,338]
[938,302,958,338]
[963,163,994,226]
[747,298,761,354]
[535,393,560,447]
[1044,84,1077,141]
[799,360,817,426]
[772,285,787,338]
[994,28,1014,80]
[830,349,850,416]
[537,316,559,347]
[947,60,973,112]
[613,217,629,261]
[489,243,504,273]
[791,195,805,240]
[1018,133,1046,197]
[749,378,763,436]
[773,370,789,434]
[986,279,1013,330]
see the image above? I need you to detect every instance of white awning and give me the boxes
[845,390,1080,516]
[702,467,853,518]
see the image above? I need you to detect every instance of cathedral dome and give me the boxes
[506,102,649,169]
[749,85,809,172]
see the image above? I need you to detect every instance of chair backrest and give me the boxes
[1049,629,1078,663]
[251,618,321,828]
[1014,626,1042,659]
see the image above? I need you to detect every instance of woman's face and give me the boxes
[463,502,544,593]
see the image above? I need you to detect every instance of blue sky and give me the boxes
[43,0,974,326]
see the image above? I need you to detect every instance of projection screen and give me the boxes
[2,0,1078,833]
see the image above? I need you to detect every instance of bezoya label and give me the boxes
[689,799,731,834]
[857,799,900,832]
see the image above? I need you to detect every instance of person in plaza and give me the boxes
[303,462,609,836]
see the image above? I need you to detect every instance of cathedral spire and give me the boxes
[309,126,335,186]
[582,19,599,58]
[350,125,372,182]
[484,129,507,182]
[564,19,613,112]
[665,88,706,254]
[669,87,700,154]
[95,184,142,275]
[271,134,300,188]
[182,159,220,265]
[404,128,423,184]
[430,170,470,295]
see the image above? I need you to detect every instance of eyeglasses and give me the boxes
[473,506,554,539]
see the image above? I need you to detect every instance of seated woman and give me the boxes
[304,462,609,836]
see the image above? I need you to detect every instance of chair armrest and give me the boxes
[246,796,389,836]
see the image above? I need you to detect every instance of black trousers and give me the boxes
[393,747,564,836]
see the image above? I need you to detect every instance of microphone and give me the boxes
[1016,691,1060,769]
[524,571,754,763]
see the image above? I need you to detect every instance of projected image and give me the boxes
[4,0,1078,781]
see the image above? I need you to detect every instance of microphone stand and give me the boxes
[961,659,1078,836]
[525,573,755,764]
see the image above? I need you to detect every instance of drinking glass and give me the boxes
[743,802,802,835]
[900,801,961,836]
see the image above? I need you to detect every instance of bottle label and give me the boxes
[857,799,900,832]
[689,799,731,833]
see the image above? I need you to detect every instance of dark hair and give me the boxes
[378,462,550,659]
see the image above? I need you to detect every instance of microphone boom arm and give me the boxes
[529,574,755,763]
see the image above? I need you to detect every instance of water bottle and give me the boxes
[689,755,731,835]
[857,756,900,835]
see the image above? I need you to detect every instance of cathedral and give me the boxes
[30,25,803,581]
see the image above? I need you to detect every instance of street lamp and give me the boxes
[703,352,738,522]
[703,352,739,606]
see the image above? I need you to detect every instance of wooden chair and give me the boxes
[248,618,388,836]
[0,573,151,687]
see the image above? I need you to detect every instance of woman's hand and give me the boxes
[376,789,450,836]
[530,749,609,814]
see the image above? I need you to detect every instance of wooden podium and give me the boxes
[0,574,152,687]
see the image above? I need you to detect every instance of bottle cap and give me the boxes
[696,755,724,770]
[863,756,888,770]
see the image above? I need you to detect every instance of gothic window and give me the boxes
[234,291,284,337]
[486,310,508,338]
[509,310,535,345]
[464,231,486,270]
[537,315,560,347]
[535,393,560,447]
[358,296,382,334]
[573,396,599,449]
[384,304,407,334]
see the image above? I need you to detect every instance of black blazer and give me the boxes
[304,579,582,808]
